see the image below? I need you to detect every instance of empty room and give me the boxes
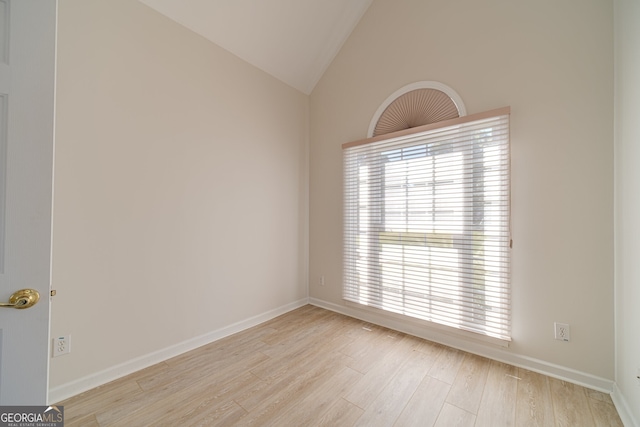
[1,0,638,426]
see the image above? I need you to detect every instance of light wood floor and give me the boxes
[59,305,623,426]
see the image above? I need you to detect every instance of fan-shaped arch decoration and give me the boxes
[368,81,467,137]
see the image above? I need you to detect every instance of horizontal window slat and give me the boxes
[344,109,511,342]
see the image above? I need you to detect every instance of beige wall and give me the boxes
[614,0,640,424]
[50,0,620,405]
[310,0,614,382]
[50,0,308,394]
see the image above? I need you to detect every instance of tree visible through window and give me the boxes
[343,108,511,342]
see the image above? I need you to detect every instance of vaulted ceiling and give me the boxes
[138,0,373,94]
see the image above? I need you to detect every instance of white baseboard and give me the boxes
[48,298,309,404]
[309,297,615,393]
[611,383,639,427]
[50,296,621,408]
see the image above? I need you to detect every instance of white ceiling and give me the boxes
[138,0,373,94]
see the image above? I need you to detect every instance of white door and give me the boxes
[0,1,57,405]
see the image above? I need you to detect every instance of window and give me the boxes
[343,107,511,342]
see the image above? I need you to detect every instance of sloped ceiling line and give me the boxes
[138,0,373,94]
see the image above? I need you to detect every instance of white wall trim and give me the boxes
[309,297,615,393]
[611,383,639,427]
[48,298,309,404]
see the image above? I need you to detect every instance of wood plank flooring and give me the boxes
[58,305,623,426]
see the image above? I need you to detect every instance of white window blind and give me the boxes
[343,107,511,342]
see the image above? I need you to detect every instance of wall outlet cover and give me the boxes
[554,322,570,342]
[53,335,71,357]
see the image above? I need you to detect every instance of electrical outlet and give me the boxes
[554,322,570,342]
[53,335,71,357]
[320,275,325,286]
[636,367,640,386]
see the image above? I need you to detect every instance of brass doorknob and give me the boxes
[0,289,40,309]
